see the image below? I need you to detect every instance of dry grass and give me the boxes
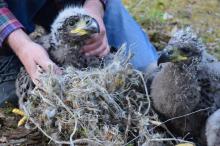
[18,46,165,145]
[17,46,196,145]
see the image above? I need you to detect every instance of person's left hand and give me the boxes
[82,0,110,57]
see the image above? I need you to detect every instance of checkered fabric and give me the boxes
[0,0,23,47]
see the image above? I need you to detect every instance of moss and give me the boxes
[2,107,14,115]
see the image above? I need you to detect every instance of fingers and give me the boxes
[87,42,109,57]
[22,58,41,86]
[31,66,42,86]
[36,57,62,76]
[34,47,62,75]
[36,55,56,72]
[82,36,102,53]
[25,44,62,84]
[85,42,106,56]
[82,35,110,57]
[31,57,61,85]
[24,59,38,82]
[99,44,110,57]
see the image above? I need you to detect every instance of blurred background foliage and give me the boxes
[122,0,220,58]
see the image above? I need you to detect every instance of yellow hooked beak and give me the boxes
[175,55,188,61]
[70,18,100,36]
[70,20,88,35]
[158,47,188,65]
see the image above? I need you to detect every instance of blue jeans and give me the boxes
[104,0,158,70]
[6,0,158,71]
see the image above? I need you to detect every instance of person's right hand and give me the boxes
[7,29,60,84]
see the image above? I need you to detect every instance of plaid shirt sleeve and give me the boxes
[0,0,24,47]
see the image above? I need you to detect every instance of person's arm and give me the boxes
[0,0,24,46]
[82,0,110,57]
[0,1,59,84]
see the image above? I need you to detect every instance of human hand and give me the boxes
[7,29,60,84]
[16,42,60,84]
[82,0,110,57]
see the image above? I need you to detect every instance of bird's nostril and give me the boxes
[86,20,91,25]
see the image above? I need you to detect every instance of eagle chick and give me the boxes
[150,27,220,146]
[49,6,101,68]
[16,6,106,102]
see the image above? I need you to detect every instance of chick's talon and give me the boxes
[12,108,25,116]
[18,116,28,127]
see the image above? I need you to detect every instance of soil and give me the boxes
[0,107,49,145]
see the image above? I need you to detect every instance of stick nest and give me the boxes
[19,46,169,146]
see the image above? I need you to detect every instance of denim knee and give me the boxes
[103,0,158,71]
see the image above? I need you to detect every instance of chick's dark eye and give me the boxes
[181,48,190,53]
[68,19,75,26]
[167,50,173,55]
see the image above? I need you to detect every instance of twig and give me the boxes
[149,107,211,131]
[124,95,131,142]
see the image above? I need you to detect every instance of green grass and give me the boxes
[123,0,220,58]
